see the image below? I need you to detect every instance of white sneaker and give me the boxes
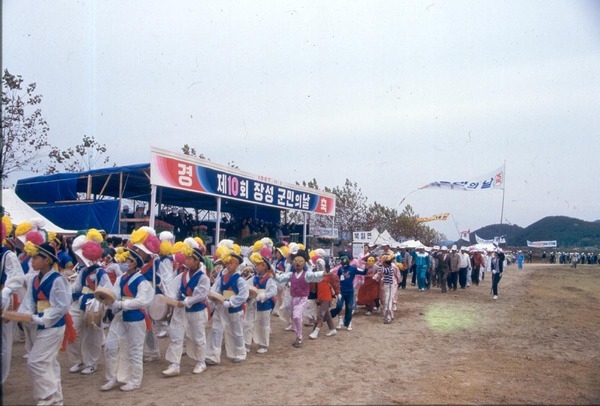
[337,319,344,329]
[100,380,117,391]
[120,383,139,392]
[22,352,29,359]
[36,392,60,406]
[308,328,319,339]
[346,323,353,331]
[157,330,168,338]
[256,347,268,354]
[162,364,180,377]
[493,295,498,300]
[81,366,96,375]
[193,362,207,374]
[365,311,372,316]
[69,363,83,373]
[325,329,337,337]
[284,324,294,331]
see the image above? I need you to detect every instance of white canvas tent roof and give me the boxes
[2,189,76,234]
[375,230,400,247]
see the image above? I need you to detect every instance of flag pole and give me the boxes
[451,214,461,239]
[500,160,506,224]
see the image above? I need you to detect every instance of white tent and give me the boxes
[403,239,423,248]
[375,230,400,247]
[2,189,76,234]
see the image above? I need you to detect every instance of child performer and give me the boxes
[243,251,277,353]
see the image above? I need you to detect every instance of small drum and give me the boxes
[223,290,235,300]
[2,311,32,323]
[241,266,254,280]
[148,294,171,321]
[159,295,180,308]
[248,286,259,299]
[85,300,105,327]
[208,291,225,305]
[94,287,116,306]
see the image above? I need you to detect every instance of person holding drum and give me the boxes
[243,250,277,354]
[66,229,112,375]
[129,226,162,363]
[153,231,177,338]
[1,214,26,385]
[13,218,47,358]
[275,249,325,348]
[205,241,249,365]
[162,244,211,376]
[271,244,289,319]
[17,241,72,406]
[101,247,155,392]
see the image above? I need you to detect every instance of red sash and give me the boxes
[32,275,77,351]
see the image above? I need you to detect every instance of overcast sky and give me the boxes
[3,1,600,239]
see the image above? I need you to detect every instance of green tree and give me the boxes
[181,144,206,159]
[46,135,114,174]
[330,179,368,240]
[181,144,237,169]
[1,69,50,181]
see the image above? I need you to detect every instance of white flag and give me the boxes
[459,229,470,242]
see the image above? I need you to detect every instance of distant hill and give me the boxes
[454,216,600,249]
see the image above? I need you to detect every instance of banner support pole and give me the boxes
[500,160,506,224]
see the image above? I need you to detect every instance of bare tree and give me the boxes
[46,134,114,174]
[1,70,50,181]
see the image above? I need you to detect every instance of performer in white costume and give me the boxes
[205,240,249,365]
[162,241,211,376]
[67,229,112,375]
[243,249,277,354]
[101,248,154,392]
[1,215,26,385]
[18,242,72,406]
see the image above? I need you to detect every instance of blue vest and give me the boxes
[32,271,66,330]
[253,274,274,312]
[179,270,207,313]
[220,272,242,314]
[75,264,107,310]
[120,272,146,322]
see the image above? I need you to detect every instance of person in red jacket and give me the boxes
[309,257,340,339]
[472,249,484,286]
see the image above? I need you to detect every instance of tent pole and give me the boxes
[500,160,506,224]
[215,196,222,252]
[302,212,307,247]
[86,175,92,200]
[149,185,156,229]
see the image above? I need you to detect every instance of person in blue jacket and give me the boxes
[329,251,367,331]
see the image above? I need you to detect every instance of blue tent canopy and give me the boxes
[15,163,280,234]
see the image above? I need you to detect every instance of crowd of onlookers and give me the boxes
[121,205,302,245]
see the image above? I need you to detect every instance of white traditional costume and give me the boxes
[163,242,211,376]
[101,248,154,392]
[205,241,249,364]
[67,229,112,375]
[1,215,26,384]
[18,242,72,406]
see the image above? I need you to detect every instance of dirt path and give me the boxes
[3,263,599,405]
